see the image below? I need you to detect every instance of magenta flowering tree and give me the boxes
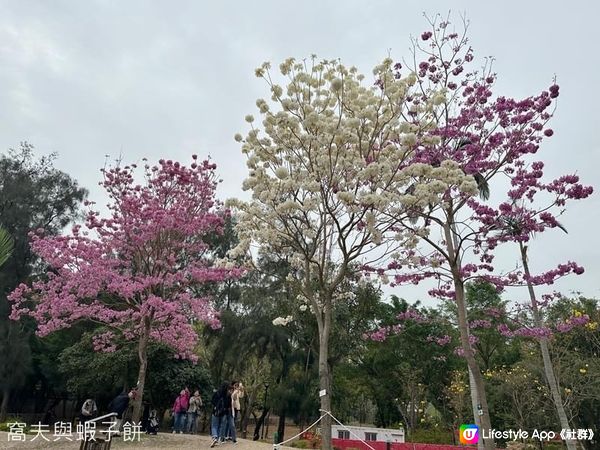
[375,16,586,449]
[469,162,592,447]
[9,156,242,421]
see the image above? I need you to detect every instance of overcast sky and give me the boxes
[0,0,598,306]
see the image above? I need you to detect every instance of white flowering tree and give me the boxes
[229,57,476,449]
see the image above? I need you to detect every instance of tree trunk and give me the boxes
[454,280,494,450]
[317,301,333,450]
[540,339,576,449]
[277,407,286,443]
[241,390,256,438]
[444,221,494,450]
[0,386,10,422]
[396,403,411,439]
[131,318,150,423]
[520,244,577,450]
[253,407,269,440]
[468,368,485,450]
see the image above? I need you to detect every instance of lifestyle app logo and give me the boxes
[459,424,479,444]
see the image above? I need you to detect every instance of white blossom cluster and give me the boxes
[332,291,356,302]
[272,315,293,326]
[228,56,480,310]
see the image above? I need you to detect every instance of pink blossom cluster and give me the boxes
[389,20,592,292]
[368,18,593,353]
[469,319,492,329]
[396,309,428,323]
[363,324,403,342]
[364,307,432,342]
[426,334,452,346]
[554,314,591,333]
[9,156,243,359]
[539,292,562,308]
[496,314,590,338]
[513,327,553,339]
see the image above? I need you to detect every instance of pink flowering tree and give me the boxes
[469,161,592,447]
[9,156,242,421]
[376,16,579,449]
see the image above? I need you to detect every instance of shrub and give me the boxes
[408,428,453,444]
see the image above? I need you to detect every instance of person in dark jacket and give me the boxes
[108,388,136,432]
[218,385,237,444]
[210,383,229,447]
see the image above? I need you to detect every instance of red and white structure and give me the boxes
[331,425,405,443]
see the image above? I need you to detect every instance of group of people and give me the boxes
[111,388,160,435]
[172,387,204,434]
[77,381,246,441]
[210,380,244,447]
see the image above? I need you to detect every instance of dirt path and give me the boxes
[0,432,286,450]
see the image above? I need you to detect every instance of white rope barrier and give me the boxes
[273,409,377,450]
[320,410,377,450]
[274,412,329,448]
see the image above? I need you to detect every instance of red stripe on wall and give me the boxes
[332,438,475,450]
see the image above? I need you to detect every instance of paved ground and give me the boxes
[0,431,284,449]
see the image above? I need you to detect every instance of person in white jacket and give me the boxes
[187,390,203,434]
[231,381,244,428]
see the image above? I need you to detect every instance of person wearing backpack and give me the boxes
[210,383,229,447]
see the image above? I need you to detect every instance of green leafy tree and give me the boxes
[145,345,212,416]
[0,318,31,420]
[360,297,460,436]
[205,252,313,440]
[58,332,136,404]
[465,281,521,371]
[0,228,13,269]
[0,143,86,421]
[546,297,600,448]
[59,332,212,420]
